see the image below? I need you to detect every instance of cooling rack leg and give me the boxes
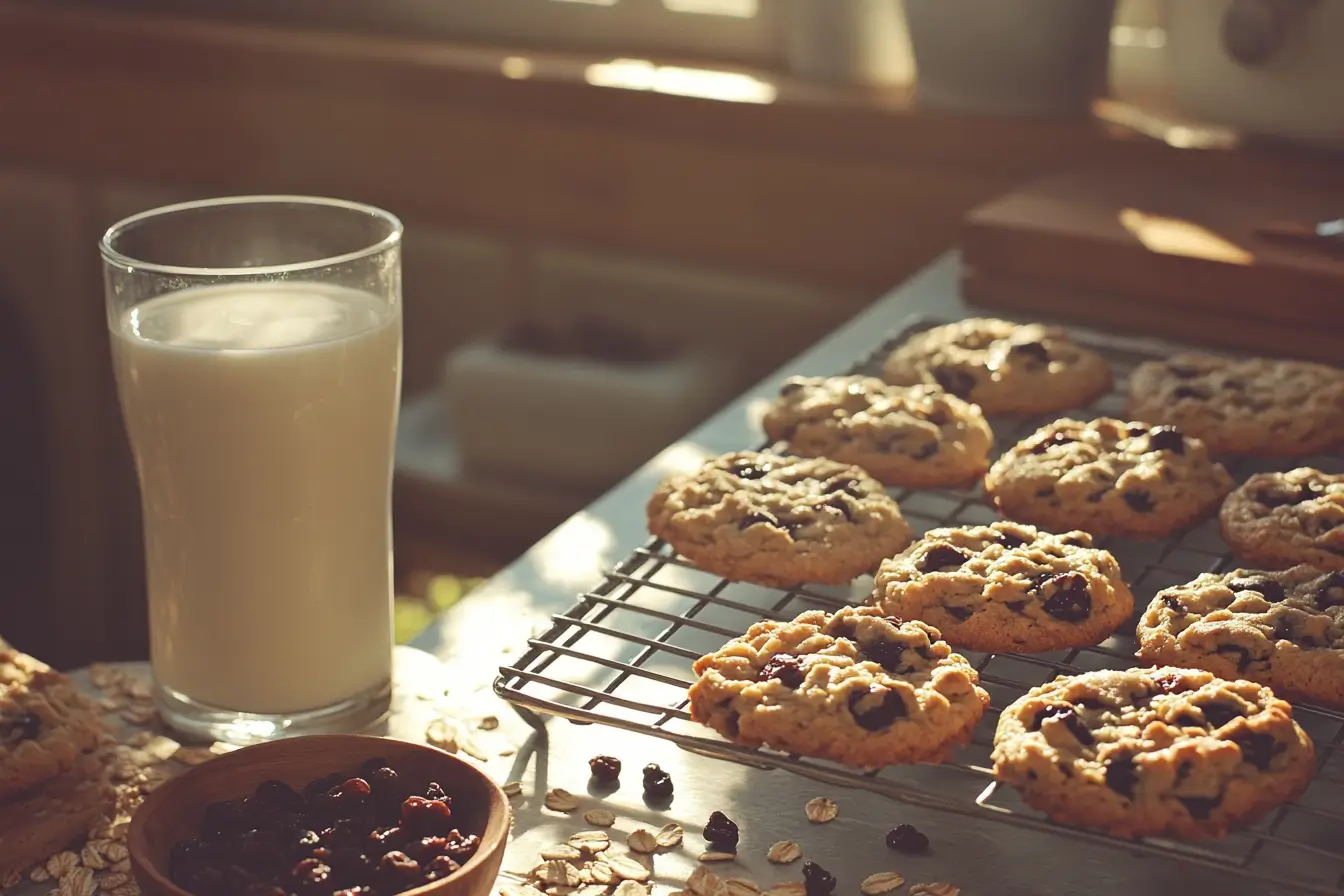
[508,702,552,738]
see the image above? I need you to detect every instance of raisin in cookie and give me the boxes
[0,645,103,800]
[1136,566,1344,708]
[1127,354,1344,456]
[647,451,914,587]
[1220,468,1344,571]
[880,318,1112,415]
[761,376,994,488]
[984,418,1233,539]
[872,522,1133,653]
[0,750,112,879]
[992,666,1314,839]
[688,606,989,767]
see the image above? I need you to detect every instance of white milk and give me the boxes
[112,282,401,714]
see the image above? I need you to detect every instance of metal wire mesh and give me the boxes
[495,316,1344,895]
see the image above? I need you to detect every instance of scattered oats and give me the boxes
[804,797,837,824]
[208,741,240,754]
[724,879,760,896]
[47,852,80,879]
[569,831,611,853]
[583,808,617,827]
[698,853,736,863]
[461,739,489,762]
[110,861,131,875]
[124,731,152,747]
[425,718,459,752]
[766,841,801,864]
[101,843,128,863]
[859,873,905,896]
[2,871,23,889]
[687,866,721,896]
[574,886,609,896]
[109,886,139,896]
[60,867,96,896]
[80,843,106,870]
[765,885,805,896]
[909,886,958,896]
[613,882,648,896]
[98,874,130,890]
[500,748,518,757]
[603,855,651,883]
[29,868,50,884]
[142,736,181,762]
[120,706,156,725]
[534,861,582,888]
[173,747,216,767]
[504,781,524,797]
[540,845,584,862]
[546,887,577,896]
[589,863,615,885]
[97,698,121,711]
[478,716,500,730]
[501,885,547,896]
[626,830,657,854]
[652,822,684,849]
[544,788,579,812]
[126,679,152,700]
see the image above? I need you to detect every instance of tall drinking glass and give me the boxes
[101,196,403,744]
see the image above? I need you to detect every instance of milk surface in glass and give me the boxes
[111,281,400,714]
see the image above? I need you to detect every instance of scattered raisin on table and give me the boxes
[643,769,674,799]
[589,755,622,784]
[802,861,837,896]
[885,823,930,853]
[702,811,739,851]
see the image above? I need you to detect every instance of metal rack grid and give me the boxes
[495,316,1344,895]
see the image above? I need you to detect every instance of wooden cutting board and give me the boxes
[961,168,1344,359]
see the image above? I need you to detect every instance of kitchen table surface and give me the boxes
[410,254,1310,896]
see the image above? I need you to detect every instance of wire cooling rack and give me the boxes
[495,316,1344,895]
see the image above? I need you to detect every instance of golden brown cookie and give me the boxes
[872,521,1133,653]
[984,418,1232,539]
[761,376,993,488]
[647,451,914,587]
[688,606,989,768]
[1220,468,1344,571]
[992,667,1314,839]
[1136,566,1344,708]
[0,646,104,800]
[881,318,1112,415]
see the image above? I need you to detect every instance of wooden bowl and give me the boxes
[128,734,510,896]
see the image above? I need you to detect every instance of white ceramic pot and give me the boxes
[442,339,739,492]
[903,0,1117,117]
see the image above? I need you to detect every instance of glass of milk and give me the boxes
[100,196,403,744]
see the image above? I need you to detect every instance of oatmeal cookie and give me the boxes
[761,376,994,488]
[1220,468,1344,571]
[880,318,1112,415]
[0,750,112,879]
[872,521,1133,653]
[1136,566,1344,708]
[0,646,103,800]
[992,666,1314,839]
[1127,354,1344,456]
[688,606,989,767]
[984,418,1233,539]
[647,450,914,587]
